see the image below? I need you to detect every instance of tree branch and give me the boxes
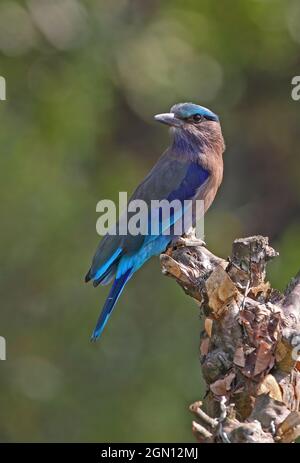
[161,235,300,443]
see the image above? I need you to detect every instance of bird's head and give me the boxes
[154,102,224,157]
[154,102,219,130]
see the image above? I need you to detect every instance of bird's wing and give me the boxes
[129,151,208,203]
[86,151,210,283]
[128,152,210,237]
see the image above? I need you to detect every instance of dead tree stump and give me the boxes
[160,235,300,443]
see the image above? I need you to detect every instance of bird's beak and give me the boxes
[154,113,183,128]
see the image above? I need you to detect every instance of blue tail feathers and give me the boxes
[90,268,133,341]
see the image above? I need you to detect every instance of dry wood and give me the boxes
[160,235,300,443]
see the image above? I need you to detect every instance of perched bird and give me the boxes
[85,102,225,340]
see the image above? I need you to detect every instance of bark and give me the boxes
[160,235,300,443]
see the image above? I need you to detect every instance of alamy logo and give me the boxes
[291,76,300,101]
[96,192,205,239]
[0,337,6,360]
[0,76,6,101]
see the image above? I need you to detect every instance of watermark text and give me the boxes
[291,76,300,101]
[0,76,6,101]
[95,192,205,239]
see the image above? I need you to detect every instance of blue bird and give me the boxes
[85,102,225,340]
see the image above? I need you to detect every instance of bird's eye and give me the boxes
[191,114,203,123]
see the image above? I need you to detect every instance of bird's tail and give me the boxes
[90,268,133,341]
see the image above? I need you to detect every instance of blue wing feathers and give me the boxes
[93,264,117,287]
[93,247,122,281]
[87,158,211,340]
[148,162,209,237]
[167,162,209,202]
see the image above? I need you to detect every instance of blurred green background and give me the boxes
[0,0,300,443]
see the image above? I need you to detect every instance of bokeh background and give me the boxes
[0,0,300,442]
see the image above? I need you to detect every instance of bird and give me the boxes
[85,102,225,340]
